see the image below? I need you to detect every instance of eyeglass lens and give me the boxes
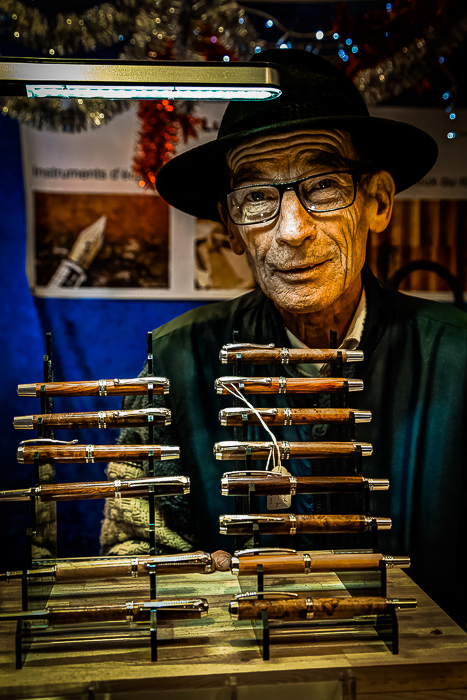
[227,172,356,225]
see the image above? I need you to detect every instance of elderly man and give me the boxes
[100,50,467,626]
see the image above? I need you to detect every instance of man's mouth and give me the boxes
[273,259,330,279]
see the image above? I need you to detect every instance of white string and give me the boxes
[220,381,281,471]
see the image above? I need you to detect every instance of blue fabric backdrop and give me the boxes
[0,115,208,568]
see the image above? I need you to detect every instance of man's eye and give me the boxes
[245,190,267,203]
[316,178,337,190]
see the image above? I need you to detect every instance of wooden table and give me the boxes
[1,566,466,699]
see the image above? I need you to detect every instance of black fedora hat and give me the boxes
[156,48,438,222]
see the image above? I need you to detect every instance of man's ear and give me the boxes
[218,202,245,255]
[366,170,395,234]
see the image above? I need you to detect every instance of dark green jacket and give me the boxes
[127,268,467,625]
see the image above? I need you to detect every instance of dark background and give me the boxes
[1,0,467,570]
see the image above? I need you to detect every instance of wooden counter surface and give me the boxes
[1,566,466,699]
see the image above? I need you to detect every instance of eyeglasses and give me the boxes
[222,170,363,226]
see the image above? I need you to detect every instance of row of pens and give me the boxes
[2,343,416,632]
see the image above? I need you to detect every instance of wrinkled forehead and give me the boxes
[226,128,358,178]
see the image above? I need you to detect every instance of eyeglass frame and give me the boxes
[220,169,364,226]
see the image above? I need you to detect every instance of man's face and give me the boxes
[222,128,376,314]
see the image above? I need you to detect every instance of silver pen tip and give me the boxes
[160,446,180,460]
[353,410,372,423]
[382,555,411,569]
[347,379,364,392]
[346,350,364,362]
[17,384,36,397]
[375,517,392,530]
[13,416,34,429]
[366,478,390,491]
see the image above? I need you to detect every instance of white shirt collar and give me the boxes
[284,287,367,376]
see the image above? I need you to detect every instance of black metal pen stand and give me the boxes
[218,330,398,658]
[14,331,171,667]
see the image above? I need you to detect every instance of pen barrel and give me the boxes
[14,409,171,430]
[215,442,372,461]
[231,597,395,621]
[234,598,310,621]
[17,378,169,398]
[47,604,128,625]
[217,378,361,395]
[43,602,205,625]
[222,514,382,535]
[33,477,188,502]
[234,552,387,576]
[221,349,362,364]
[52,554,212,582]
[219,408,370,427]
[222,475,383,496]
[17,445,179,464]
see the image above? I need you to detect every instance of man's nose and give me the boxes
[275,189,317,246]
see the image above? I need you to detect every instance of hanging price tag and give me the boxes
[267,464,292,510]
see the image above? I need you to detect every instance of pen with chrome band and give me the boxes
[229,592,416,620]
[220,471,388,496]
[219,407,371,426]
[220,513,391,535]
[0,476,190,502]
[0,551,213,582]
[13,407,171,430]
[0,599,209,625]
[230,548,410,576]
[215,376,363,395]
[220,343,364,365]
[17,376,170,397]
[16,441,180,464]
[214,440,372,460]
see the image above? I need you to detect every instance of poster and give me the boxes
[21,102,253,299]
[21,103,467,299]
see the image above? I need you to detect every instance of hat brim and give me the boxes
[156,114,438,222]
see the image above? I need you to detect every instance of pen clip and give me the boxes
[18,438,79,446]
[234,548,297,557]
[234,591,298,600]
[222,470,278,478]
[220,408,278,417]
[216,377,273,386]
[216,442,274,451]
[221,515,284,525]
[221,343,276,351]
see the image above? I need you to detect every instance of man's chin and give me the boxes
[257,277,335,312]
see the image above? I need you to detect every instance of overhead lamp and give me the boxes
[0,58,281,101]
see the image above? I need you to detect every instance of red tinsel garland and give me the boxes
[133,30,236,190]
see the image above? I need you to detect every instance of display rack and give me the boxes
[217,330,399,656]
[13,330,175,667]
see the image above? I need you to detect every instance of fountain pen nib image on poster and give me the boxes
[35,194,169,291]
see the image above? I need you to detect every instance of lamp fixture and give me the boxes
[0,58,281,101]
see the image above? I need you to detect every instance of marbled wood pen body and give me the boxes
[215,377,363,395]
[231,551,410,576]
[0,599,209,625]
[214,441,372,460]
[219,407,371,426]
[0,552,213,582]
[13,408,171,430]
[17,444,179,464]
[17,377,169,398]
[229,596,417,621]
[219,514,391,535]
[220,347,363,365]
[0,476,190,502]
[221,473,388,496]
